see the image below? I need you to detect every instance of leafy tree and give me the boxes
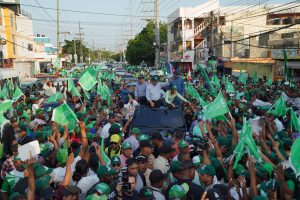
[126,21,167,66]
[62,40,89,63]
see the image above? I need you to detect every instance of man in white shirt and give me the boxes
[136,155,152,187]
[100,113,117,139]
[146,76,168,107]
[154,145,175,174]
[124,127,140,152]
[149,169,167,200]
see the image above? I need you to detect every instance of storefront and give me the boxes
[170,50,194,73]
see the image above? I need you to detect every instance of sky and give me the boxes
[20,0,293,52]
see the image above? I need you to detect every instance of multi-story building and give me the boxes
[167,1,300,80]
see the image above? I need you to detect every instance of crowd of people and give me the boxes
[0,65,300,200]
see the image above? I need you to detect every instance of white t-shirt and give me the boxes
[101,123,111,139]
[71,174,99,200]
[32,104,39,115]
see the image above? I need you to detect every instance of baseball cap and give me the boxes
[35,175,51,193]
[177,140,188,149]
[139,187,155,200]
[85,194,108,200]
[151,132,163,140]
[131,127,141,135]
[36,108,44,115]
[95,183,110,195]
[170,161,184,173]
[192,155,203,167]
[206,187,228,200]
[33,164,53,178]
[57,148,68,165]
[149,169,168,184]
[197,164,216,176]
[151,76,158,81]
[136,155,148,163]
[121,141,132,149]
[111,156,121,165]
[97,166,115,177]
[171,85,177,90]
[168,183,189,199]
[139,134,150,141]
[110,134,121,143]
[160,145,175,155]
[138,75,144,79]
[108,113,116,119]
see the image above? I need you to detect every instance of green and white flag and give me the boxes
[203,92,229,120]
[100,136,111,165]
[226,81,235,93]
[12,86,24,101]
[211,75,220,89]
[186,83,207,107]
[83,89,90,100]
[266,78,272,86]
[290,108,300,132]
[68,79,81,97]
[52,103,78,127]
[233,117,261,169]
[197,64,217,96]
[289,138,300,178]
[0,84,9,99]
[0,100,13,113]
[47,92,63,103]
[252,71,258,84]
[238,73,247,84]
[269,94,287,117]
[78,70,97,91]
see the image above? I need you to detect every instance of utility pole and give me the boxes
[154,0,160,67]
[56,0,60,63]
[210,11,214,57]
[73,39,77,64]
[130,0,133,39]
[76,22,84,63]
[230,20,233,58]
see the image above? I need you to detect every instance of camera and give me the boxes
[121,167,131,192]
[192,136,209,152]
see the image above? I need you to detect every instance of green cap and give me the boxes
[234,164,246,175]
[35,175,51,193]
[171,85,177,90]
[97,165,115,177]
[33,164,53,178]
[197,164,216,176]
[261,162,273,177]
[192,155,202,167]
[252,195,268,200]
[131,127,141,135]
[210,157,221,169]
[57,148,68,165]
[111,156,121,165]
[36,108,44,115]
[177,140,188,149]
[95,183,110,195]
[170,161,182,173]
[121,141,132,149]
[39,143,53,158]
[138,134,150,141]
[255,164,269,179]
[151,76,158,81]
[85,194,108,200]
[168,183,189,199]
[9,192,22,200]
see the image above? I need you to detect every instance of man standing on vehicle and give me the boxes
[171,71,185,95]
[135,75,148,105]
[146,76,168,108]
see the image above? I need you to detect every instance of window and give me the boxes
[281,32,294,39]
[259,33,269,46]
[295,18,300,24]
[171,25,174,33]
[282,18,292,25]
[28,44,33,51]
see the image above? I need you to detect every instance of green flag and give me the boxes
[266,78,272,86]
[0,100,13,113]
[83,89,90,100]
[52,103,78,127]
[12,86,24,101]
[68,79,81,97]
[238,73,247,84]
[0,84,9,99]
[78,70,97,91]
[47,92,63,103]
[290,108,300,132]
[211,75,220,89]
[290,138,300,178]
[197,64,217,96]
[186,83,207,106]
[233,117,261,169]
[226,81,235,93]
[203,92,229,120]
[252,71,258,84]
[270,94,287,117]
[283,49,291,82]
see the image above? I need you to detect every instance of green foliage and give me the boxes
[62,40,89,63]
[126,21,167,65]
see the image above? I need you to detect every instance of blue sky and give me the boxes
[20,0,292,51]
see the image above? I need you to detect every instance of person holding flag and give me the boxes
[165,85,189,108]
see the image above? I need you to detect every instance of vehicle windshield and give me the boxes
[131,108,185,129]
